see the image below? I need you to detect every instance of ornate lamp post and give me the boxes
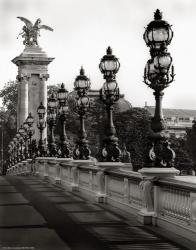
[143,9,175,167]
[12,138,17,164]
[57,83,71,158]
[73,67,91,160]
[23,121,29,159]
[10,141,15,166]
[15,133,21,162]
[26,113,34,159]
[37,102,47,157]
[18,125,25,161]
[47,93,57,157]
[99,46,121,162]
[8,143,12,168]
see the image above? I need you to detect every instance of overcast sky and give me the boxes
[0,0,196,109]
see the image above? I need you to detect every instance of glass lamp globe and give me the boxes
[74,67,91,91]
[103,80,118,93]
[18,125,25,136]
[77,96,89,107]
[48,93,57,109]
[143,9,173,49]
[99,46,120,76]
[59,105,69,114]
[38,117,45,125]
[29,126,35,134]
[57,83,68,102]
[26,113,34,126]
[154,53,172,73]
[37,102,46,116]
[16,132,20,139]
[23,121,29,130]
[48,112,56,120]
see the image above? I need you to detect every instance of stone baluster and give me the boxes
[173,189,179,217]
[178,190,184,219]
[96,169,106,203]
[44,160,49,179]
[130,181,142,207]
[56,163,62,184]
[185,193,191,222]
[168,189,174,215]
[190,193,196,225]
[123,178,129,203]
[71,166,79,191]
[89,170,93,190]
[165,189,171,215]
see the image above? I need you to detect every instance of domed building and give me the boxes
[80,89,132,113]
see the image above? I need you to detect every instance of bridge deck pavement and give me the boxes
[0,176,195,250]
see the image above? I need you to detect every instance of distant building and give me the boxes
[69,89,132,113]
[145,104,196,138]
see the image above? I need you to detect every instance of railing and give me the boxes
[6,157,196,243]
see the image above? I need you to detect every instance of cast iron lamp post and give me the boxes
[15,133,21,162]
[23,121,29,159]
[57,83,71,158]
[8,143,12,168]
[73,67,91,160]
[26,113,34,159]
[143,9,175,167]
[99,46,121,162]
[12,138,17,164]
[47,93,57,157]
[11,141,15,165]
[18,125,25,161]
[37,102,47,157]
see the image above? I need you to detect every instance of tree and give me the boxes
[0,81,17,114]
[114,108,151,170]
[170,136,194,173]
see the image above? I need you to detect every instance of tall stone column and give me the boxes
[12,46,54,141]
[16,78,21,130]
[17,74,29,128]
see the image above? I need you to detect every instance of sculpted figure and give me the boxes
[17,17,53,46]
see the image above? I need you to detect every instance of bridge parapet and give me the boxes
[7,159,196,243]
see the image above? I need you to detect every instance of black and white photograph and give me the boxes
[0,0,196,249]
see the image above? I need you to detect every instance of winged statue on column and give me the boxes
[17,17,53,46]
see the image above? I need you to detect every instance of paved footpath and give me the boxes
[0,176,195,250]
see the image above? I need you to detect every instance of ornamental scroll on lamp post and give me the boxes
[138,10,180,225]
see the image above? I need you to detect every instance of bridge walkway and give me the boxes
[0,176,195,250]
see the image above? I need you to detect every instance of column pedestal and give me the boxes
[12,45,54,141]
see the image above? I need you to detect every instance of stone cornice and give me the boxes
[12,56,54,66]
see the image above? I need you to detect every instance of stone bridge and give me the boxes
[1,158,196,250]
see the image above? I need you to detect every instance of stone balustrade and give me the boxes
[6,158,196,243]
